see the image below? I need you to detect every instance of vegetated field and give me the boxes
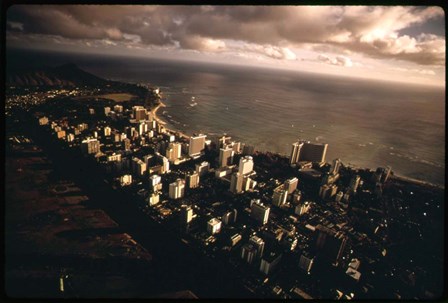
[95,93,135,102]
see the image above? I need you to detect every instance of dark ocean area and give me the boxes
[7,48,445,186]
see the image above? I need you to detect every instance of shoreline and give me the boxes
[151,99,190,140]
[149,100,443,190]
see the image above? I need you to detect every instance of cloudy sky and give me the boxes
[6,5,445,86]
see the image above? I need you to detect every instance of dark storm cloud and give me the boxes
[6,5,445,66]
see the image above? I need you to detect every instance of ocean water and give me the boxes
[7,49,446,186]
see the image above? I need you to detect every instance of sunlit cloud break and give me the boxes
[6,5,445,86]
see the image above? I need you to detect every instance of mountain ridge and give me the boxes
[6,63,113,87]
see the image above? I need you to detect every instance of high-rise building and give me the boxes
[238,155,254,175]
[322,172,340,185]
[56,130,66,139]
[120,174,132,186]
[38,116,49,125]
[195,161,210,176]
[290,141,303,165]
[290,140,328,164]
[243,175,257,191]
[104,126,111,137]
[301,141,328,163]
[315,225,347,266]
[133,106,147,121]
[284,177,299,194]
[147,120,156,130]
[260,250,282,275]
[149,174,162,193]
[169,178,185,199]
[188,134,206,157]
[107,153,122,162]
[292,190,302,204]
[207,218,222,235]
[186,172,200,188]
[148,193,160,206]
[251,200,270,225]
[180,205,194,224]
[335,191,344,202]
[217,135,231,148]
[221,209,238,225]
[113,105,123,113]
[241,243,258,265]
[138,122,148,135]
[272,188,288,207]
[122,138,131,151]
[249,235,265,259]
[219,147,234,168]
[166,142,182,162]
[104,107,111,116]
[373,166,392,183]
[319,184,338,200]
[66,133,75,142]
[230,234,242,247]
[349,175,361,192]
[132,157,147,176]
[299,252,314,273]
[231,141,241,153]
[329,158,341,175]
[295,201,311,216]
[161,156,170,174]
[230,172,244,194]
[81,138,100,155]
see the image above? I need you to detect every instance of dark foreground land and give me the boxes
[5,139,153,297]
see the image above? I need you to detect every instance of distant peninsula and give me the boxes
[6,63,114,87]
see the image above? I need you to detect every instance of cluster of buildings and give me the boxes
[32,93,410,300]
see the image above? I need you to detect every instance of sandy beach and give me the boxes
[151,100,190,140]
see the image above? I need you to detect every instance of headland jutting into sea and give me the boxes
[5,66,444,299]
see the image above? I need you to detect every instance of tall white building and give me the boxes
[284,177,299,194]
[81,138,100,155]
[195,161,210,176]
[230,172,244,194]
[186,172,200,189]
[161,156,170,174]
[207,218,222,235]
[169,178,185,199]
[104,126,111,137]
[148,193,160,206]
[120,174,132,186]
[238,156,254,175]
[149,174,162,192]
[138,122,148,135]
[188,134,206,157]
[166,142,182,162]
